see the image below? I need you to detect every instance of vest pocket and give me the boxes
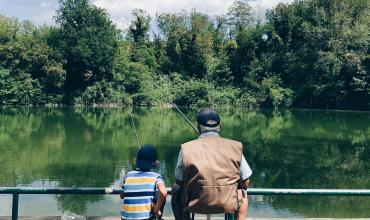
[186,184,238,214]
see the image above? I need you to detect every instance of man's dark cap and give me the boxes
[136,145,158,171]
[196,108,220,127]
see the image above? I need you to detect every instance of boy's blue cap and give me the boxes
[196,108,220,127]
[136,145,158,171]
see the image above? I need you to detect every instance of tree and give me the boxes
[226,1,256,86]
[55,0,120,102]
[157,12,187,74]
[128,9,158,71]
[183,11,214,78]
[227,0,253,39]
[267,0,370,109]
[128,9,151,43]
[0,16,65,104]
[157,11,215,78]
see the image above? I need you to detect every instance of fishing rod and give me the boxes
[128,80,199,146]
[128,96,198,150]
[168,100,199,135]
[151,81,199,135]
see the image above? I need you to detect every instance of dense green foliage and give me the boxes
[0,0,369,109]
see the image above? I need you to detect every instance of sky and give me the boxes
[0,0,293,30]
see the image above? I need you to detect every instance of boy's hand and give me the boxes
[105,187,113,194]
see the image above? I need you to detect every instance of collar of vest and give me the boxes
[199,131,220,138]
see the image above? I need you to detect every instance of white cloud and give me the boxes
[41,1,52,7]
[248,0,293,9]
[93,0,235,16]
[92,0,236,30]
[248,0,293,21]
[92,0,293,30]
[32,9,56,25]
[1,0,294,30]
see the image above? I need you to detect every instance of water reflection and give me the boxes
[0,107,369,217]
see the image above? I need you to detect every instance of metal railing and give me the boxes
[1,187,370,220]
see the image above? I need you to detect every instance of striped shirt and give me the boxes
[121,170,164,220]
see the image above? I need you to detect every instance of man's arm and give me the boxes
[240,155,252,189]
[174,148,184,186]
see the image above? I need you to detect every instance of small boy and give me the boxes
[120,145,167,220]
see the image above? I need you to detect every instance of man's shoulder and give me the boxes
[181,136,242,147]
[217,136,242,145]
[181,138,200,147]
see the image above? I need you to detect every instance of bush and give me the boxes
[173,79,209,106]
[261,76,294,108]
[236,91,258,108]
[76,81,130,105]
[208,86,238,107]
[131,93,152,106]
[0,68,48,105]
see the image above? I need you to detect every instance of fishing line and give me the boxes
[130,113,141,148]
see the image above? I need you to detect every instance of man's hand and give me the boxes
[240,178,250,189]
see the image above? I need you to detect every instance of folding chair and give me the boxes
[190,213,236,220]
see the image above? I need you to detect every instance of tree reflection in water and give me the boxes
[0,107,369,216]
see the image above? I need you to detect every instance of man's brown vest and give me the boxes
[181,135,243,214]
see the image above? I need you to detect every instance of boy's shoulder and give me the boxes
[125,170,162,178]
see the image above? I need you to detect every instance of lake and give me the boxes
[0,107,370,218]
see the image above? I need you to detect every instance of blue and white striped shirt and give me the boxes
[121,170,163,220]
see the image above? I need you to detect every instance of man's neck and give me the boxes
[199,131,220,138]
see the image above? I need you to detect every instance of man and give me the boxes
[171,108,252,220]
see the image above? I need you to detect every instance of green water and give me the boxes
[0,107,370,218]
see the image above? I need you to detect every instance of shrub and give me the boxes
[76,81,130,105]
[173,79,209,106]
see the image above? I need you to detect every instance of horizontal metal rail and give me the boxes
[246,188,370,196]
[1,187,370,220]
[2,187,370,195]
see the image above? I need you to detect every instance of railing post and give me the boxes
[12,193,19,220]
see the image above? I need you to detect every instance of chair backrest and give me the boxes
[190,213,236,220]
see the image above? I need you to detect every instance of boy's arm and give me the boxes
[153,182,167,215]
[120,179,125,199]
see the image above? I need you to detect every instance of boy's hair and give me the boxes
[136,145,158,171]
